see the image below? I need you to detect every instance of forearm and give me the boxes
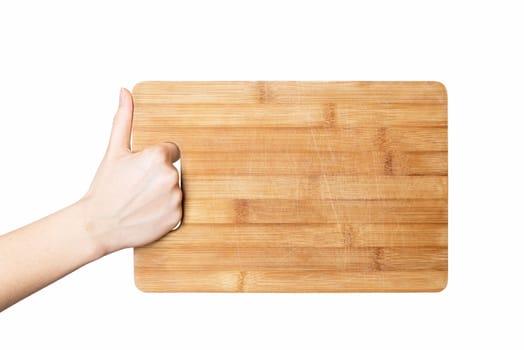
[0,88,181,312]
[0,200,104,311]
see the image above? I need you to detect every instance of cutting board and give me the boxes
[132,81,448,292]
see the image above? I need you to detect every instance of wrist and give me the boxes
[73,198,112,259]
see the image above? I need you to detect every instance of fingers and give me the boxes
[146,142,181,164]
[161,142,181,163]
[108,88,134,154]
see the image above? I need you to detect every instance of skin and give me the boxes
[0,88,182,311]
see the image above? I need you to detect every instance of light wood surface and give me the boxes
[132,81,448,292]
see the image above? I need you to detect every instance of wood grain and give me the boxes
[182,199,447,224]
[132,81,448,292]
[147,224,447,248]
[182,175,447,199]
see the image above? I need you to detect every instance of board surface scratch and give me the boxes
[132,81,448,292]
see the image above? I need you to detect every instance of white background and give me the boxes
[0,1,522,348]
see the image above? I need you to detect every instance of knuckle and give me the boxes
[173,188,183,203]
[168,167,179,184]
[169,190,182,210]
[167,207,183,228]
[146,145,169,162]
[158,167,178,187]
[173,208,183,222]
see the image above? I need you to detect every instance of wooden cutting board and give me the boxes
[132,81,448,292]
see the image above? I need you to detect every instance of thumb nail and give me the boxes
[119,88,125,107]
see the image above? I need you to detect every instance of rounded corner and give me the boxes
[133,274,149,293]
[132,81,151,95]
[133,248,151,293]
[431,81,447,100]
[436,276,449,293]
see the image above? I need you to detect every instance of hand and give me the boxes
[0,88,182,311]
[80,88,182,255]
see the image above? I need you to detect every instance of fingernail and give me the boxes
[119,88,124,106]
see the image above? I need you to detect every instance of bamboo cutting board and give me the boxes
[132,81,448,292]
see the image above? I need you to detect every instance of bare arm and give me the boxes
[0,88,182,311]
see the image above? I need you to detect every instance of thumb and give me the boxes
[108,88,133,154]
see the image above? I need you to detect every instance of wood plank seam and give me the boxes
[132,81,448,292]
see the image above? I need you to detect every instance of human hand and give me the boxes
[80,88,182,255]
[0,88,182,310]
